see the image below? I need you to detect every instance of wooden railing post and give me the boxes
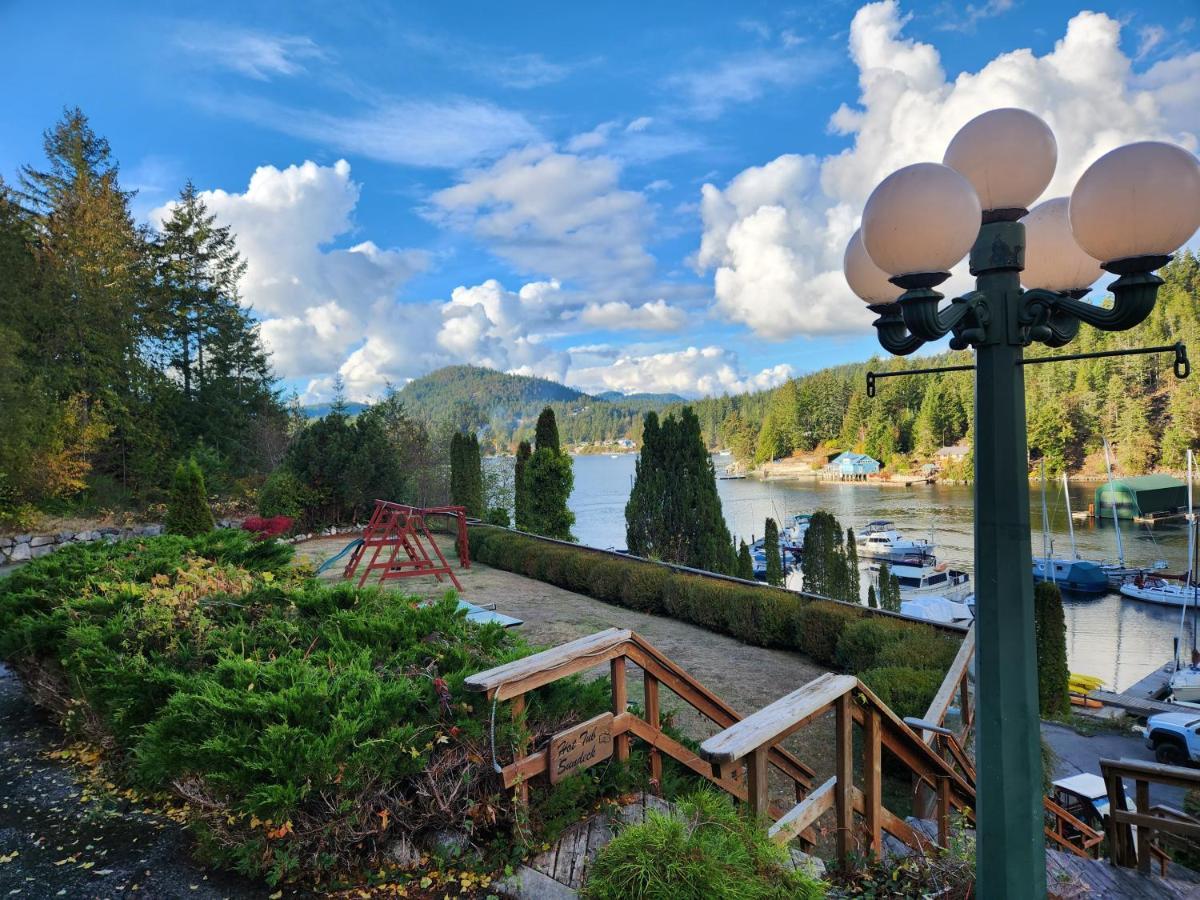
[1135,778,1153,874]
[835,692,853,861]
[511,693,529,810]
[936,775,951,848]
[747,747,769,821]
[611,656,630,763]
[644,669,662,793]
[864,708,882,855]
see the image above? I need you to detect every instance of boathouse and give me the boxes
[826,451,881,481]
[1095,474,1188,520]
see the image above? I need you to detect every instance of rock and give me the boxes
[57,531,74,542]
[0,537,14,550]
[30,544,55,558]
[8,542,31,562]
[383,835,421,868]
[788,848,827,879]
[422,829,479,864]
[29,535,55,548]
[144,524,163,536]
[14,534,32,543]
[493,865,577,899]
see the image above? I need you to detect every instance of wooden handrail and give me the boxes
[465,629,816,819]
[922,623,975,746]
[1100,757,1200,874]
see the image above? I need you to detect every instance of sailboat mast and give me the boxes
[1063,471,1077,559]
[1188,449,1196,658]
[1103,438,1125,568]
[1041,460,1051,578]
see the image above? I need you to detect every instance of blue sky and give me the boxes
[2,0,1197,400]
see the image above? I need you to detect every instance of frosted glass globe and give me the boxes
[1020,198,1103,292]
[1069,141,1200,263]
[944,108,1057,212]
[861,163,982,277]
[844,228,904,303]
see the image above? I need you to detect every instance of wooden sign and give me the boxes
[548,712,614,783]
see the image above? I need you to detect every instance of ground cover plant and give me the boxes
[0,530,651,888]
[581,788,825,899]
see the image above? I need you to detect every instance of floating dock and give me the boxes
[1088,660,1181,718]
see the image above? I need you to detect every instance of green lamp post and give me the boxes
[845,108,1200,899]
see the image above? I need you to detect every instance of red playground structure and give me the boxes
[342,500,471,589]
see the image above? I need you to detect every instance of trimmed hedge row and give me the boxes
[468,526,962,710]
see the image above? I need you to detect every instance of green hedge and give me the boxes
[468,527,961,700]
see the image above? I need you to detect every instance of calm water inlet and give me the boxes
[561,454,1196,692]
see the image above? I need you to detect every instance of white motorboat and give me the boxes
[871,557,971,601]
[900,594,975,625]
[1169,664,1200,704]
[857,521,933,562]
[781,514,811,552]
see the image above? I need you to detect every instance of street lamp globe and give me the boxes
[1069,141,1200,265]
[844,228,904,304]
[944,108,1057,214]
[861,162,981,278]
[1020,198,1103,293]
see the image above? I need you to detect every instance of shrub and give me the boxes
[836,619,903,673]
[581,789,824,900]
[164,458,215,536]
[875,629,961,672]
[1034,581,1070,717]
[795,603,863,667]
[241,515,295,540]
[861,667,944,719]
[0,531,607,885]
[484,506,510,527]
[463,525,961,681]
[258,467,308,520]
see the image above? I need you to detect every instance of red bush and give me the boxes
[241,515,294,540]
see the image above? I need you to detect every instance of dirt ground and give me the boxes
[293,535,838,793]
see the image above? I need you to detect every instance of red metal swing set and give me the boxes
[342,499,471,590]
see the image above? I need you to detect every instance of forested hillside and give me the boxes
[396,365,676,450]
[674,253,1200,476]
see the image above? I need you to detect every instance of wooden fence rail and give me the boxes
[1101,757,1200,874]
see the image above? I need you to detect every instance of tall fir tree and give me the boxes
[877,562,901,612]
[449,432,465,508]
[514,440,531,530]
[844,528,861,602]
[737,540,754,581]
[764,518,783,586]
[535,406,560,452]
[525,408,575,540]
[463,432,485,518]
[625,408,735,573]
[1034,582,1070,716]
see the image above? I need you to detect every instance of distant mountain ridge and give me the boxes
[595,390,686,404]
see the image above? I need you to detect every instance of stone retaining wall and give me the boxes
[0,524,165,565]
[0,521,367,567]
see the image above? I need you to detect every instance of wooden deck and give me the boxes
[1046,849,1200,898]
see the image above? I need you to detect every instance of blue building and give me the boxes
[826,452,882,481]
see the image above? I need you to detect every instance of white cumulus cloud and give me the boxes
[578,299,687,331]
[699,1,1200,340]
[567,346,793,397]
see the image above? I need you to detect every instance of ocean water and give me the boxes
[556,453,1195,692]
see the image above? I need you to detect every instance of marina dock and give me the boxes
[1088,660,1181,718]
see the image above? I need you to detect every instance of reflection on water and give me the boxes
[559,454,1195,691]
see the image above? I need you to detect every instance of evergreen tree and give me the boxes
[866,584,878,609]
[514,440,532,530]
[525,408,574,540]
[464,432,485,518]
[625,408,735,573]
[449,432,465,508]
[1034,582,1070,717]
[877,562,901,612]
[737,540,754,581]
[164,458,214,536]
[845,528,861,602]
[535,406,560,452]
[801,510,847,597]
[764,518,783,586]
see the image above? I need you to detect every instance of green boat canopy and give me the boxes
[1095,474,1188,519]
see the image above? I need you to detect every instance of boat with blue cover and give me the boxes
[1032,557,1110,594]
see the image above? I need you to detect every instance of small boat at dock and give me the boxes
[1032,463,1109,595]
[871,557,971,601]
[857,521,933,562]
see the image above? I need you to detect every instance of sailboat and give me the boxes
[1166,450,1200,703]
[1122,449,1200,608]
[1092,439,1169,585]
[1032,461,1108,595]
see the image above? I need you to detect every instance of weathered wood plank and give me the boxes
[1113,809,1200,840]
[699,673,857,764]
[769,776,835,844]
[834,692,853,861]
[1101,757,1200,792]
[747,747,769,821]
[500,711,637,787]
[465,628,632,697]
[922,624,975,745]
[611,657,630,763]
[644,670,662,793]
[863,709,882,854]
